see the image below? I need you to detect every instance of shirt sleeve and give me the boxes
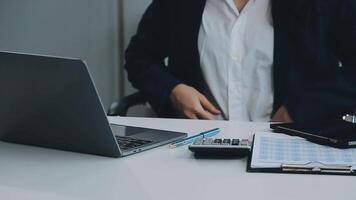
[124,0,181,116]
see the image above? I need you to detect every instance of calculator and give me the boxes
[188,138,252,157]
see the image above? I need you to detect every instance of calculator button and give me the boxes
[213,139,222,144]
[240,139,249,146]
[203,138,213,145]
[193,139,203,145]
[222,139,231,145]
[231,139,240,145]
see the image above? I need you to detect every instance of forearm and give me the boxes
[124,0,182,116]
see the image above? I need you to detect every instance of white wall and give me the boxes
[0,0,120,109]
[0,0,153,115]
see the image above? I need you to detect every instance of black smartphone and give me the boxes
[270,116,356,149]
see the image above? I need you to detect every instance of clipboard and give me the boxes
[246,133,356,176]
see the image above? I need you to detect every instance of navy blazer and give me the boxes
[125,0,356,122]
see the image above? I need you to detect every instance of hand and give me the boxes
[170,84,221,120]
[271,106,293,123]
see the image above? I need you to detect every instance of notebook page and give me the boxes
[251,132,356,169]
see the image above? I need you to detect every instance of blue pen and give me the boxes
[169,128,220,148]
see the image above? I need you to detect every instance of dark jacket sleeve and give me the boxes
[285,0,356,122]
[124,0,181,116]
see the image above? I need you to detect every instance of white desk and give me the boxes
[0,117,355,200]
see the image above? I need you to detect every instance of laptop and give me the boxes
[0,51,187,157]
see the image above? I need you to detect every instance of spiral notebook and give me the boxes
[247,132,356,175]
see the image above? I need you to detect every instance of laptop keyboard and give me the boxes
[115,136,152,151]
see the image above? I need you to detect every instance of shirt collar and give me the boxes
[226,0,256,16]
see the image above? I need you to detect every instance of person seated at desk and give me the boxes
[124,0,356,122]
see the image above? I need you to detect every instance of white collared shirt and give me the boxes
[198,0,274,121]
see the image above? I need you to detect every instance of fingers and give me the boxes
[195,107,214,120]
[271,106,293,123]
[185,112,198,120]
[198,94,221,115]
[271,107,284,122]
[184,106,212,120]
[169,84,221,120]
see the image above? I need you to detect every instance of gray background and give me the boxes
[0,0,151,112]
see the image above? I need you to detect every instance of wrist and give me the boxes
[170,84,185,100]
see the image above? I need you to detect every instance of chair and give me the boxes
[107,92,149,116]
